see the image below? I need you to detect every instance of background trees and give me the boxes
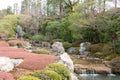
[19,0,120,54]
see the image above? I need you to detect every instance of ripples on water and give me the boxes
[79,74,120,80]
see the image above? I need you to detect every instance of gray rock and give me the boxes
[79,42,91,55]
[58,53,78,80]
[16,25,23,40]
[67,47,76,54]
[52,42,65,54]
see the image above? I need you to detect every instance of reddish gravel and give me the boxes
[19,54,57,70]
[0,41,58,70]
[0,71,14,80]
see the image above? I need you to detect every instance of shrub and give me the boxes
[115,41,120,54]
[32,34,48,42]
[86,43,104,53]
[18,76,40,80]
[52,39,64,44]
[31,70,50,80]
[62,42,72,50]
[32,70,62,80]
[32,49,50,54]
[46,63,72,80]
[23,33,32,39]
[0,15,18,38]
[44,70,62,80]
[105,53,118,61]
[94,52,104,58]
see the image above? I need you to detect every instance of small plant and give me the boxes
[62,42,72,50]
[32,49,50,54]
[32,34,48,43]
[18,76,40,80]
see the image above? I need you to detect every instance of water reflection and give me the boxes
[79,74,120,80]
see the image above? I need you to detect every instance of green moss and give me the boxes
[18,76,40,80]
[32,49,50,54]
[46,63,72,80]
[32,34,48,42]
[62,42,72,50]
[52,39,64,44]
[105,54,118,61]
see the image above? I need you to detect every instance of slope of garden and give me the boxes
[0,40,57,80]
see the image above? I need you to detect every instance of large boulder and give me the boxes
[52,42,65,54]
[0,57,23,72]
[110,57,120,74]
[58,53,78,80]
[0,57,14,72]
[59,53,74,72]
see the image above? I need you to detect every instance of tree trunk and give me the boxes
[59,0,63,18]
[115,0,117,8]
[103,0,106,12]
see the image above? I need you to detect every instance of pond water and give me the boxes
[79,74,120,80]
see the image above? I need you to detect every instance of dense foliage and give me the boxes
[46,63,72,80]
[0,15,18,38]
[31,63,71,80]
[0,0,120,57]
[18,76,40,80]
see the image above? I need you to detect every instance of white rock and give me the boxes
[0,57,23,72]
[11,59,23,66]
[59,52,74,72]
[58,53,78,80]
[0,57,14,72]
